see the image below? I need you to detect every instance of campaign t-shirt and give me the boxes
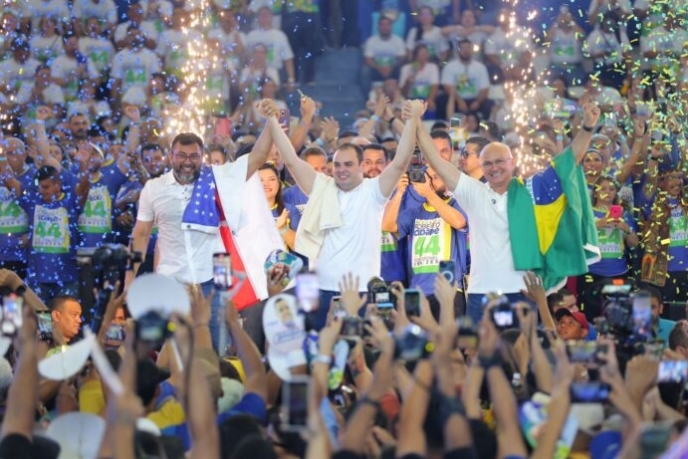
[77,163,128,247]
[397,198,468,295]
[0,165,36,261]
[588,208,636,277]
[667,198,688,272]
[20,173,82,284]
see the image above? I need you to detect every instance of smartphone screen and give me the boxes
[214,117,231,137]
[492,309,514,327]
[331,296,346,318]
[212,253,233,290]
[566,341,607,364]
[658,360,688,383]
[608,205,623,220]
[105,324,126,342]
[633,291,652,339]
[36,311,53,342]
[404,289,421,317]
[570,381,610,403]
[341,317,363,338]
[439,260,455,283]
[2,294,23,335]
[296,272,319,312]
[283,378,309,432]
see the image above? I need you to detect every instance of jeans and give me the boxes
[466,292,532,324]
[201,280,229,353]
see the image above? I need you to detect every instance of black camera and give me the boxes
[135,310,172,344]
[367,277,395,307]
[485,294,520,331]
[77,244,142,288]
[408,164,427,183]
[394,324,433,361]
[599,283,652,359]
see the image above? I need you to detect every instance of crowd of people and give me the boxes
[0,0,688,458]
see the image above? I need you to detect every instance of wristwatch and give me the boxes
[477,352,502,370]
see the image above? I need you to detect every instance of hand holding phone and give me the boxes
[281,376,309,432]
[608,205,623,220]
[213,253,233,290]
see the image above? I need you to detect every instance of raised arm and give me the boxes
[264,100,317,195]
[417,119,460,191]
[289,95,316,152]
[225,298,268,403]
[378,100,423,197]
[616,117,650,185]
[571,103,601,165]
[246,101,276,178]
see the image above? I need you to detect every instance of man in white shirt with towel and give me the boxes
[262,98,422,329]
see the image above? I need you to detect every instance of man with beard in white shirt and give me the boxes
[440,39,491,121]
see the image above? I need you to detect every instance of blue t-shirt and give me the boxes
[0,164,36,261]
[665,198,688,272]
[397,198,468,295]
[156,381,267,451]
[588,208,636,277]
[19,172,82,284]
[77,162,128,248]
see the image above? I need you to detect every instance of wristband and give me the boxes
[357,396,381,410]
[313,354,332,365]
[371,115,381,122]
[582,124,595,132]
[315,137,326,148]
[477,352,502,370]
[439,394,466,426]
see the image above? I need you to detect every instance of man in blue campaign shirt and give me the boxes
[74,143,131,248]
[0,137,37,279]
[384,165,468,318]
[19,165,90,303]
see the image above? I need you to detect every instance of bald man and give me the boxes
[419,103,601,322]
[0,137,36,278]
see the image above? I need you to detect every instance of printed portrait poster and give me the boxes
[263,294,305,354]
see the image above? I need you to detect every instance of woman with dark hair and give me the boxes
[258,163,296,250]
[405,7,449,63]
[399,44,439,117]
[578,176,638,320]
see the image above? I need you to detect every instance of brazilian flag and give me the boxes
[507,147,600,292]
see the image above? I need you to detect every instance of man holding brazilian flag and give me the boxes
[419,103,602,323]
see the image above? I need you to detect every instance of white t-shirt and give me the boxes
[585,28,631,65]
[49,54,99,101]
[588,0,632,19]
[447,29,490,54]
[399,62,439,99]
[0,57,42,95]
[14,82,64,107]
[441,59,489,100]
[67,99,111,120]
[641,26,688,69]
[549,27,583,64]
[29,35,64,64]
[21,0,70,31]
[245,28,294,70]
[71,0,118,24]
[453,175,525,293]
[156,29,204,72]
[207,28,246,71]
[484,27,533,67]
[137,157,248,284]
[364,34,406,67]
[239,66,280,94]
[405,26,449,59]
[111,48,162,94]
[316,178,389,291]
[114,21,160,45]
[78,37,116,72]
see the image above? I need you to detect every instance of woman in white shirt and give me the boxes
[30,16,64,64]
[405,7,449,63]
[399,44,439,117]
